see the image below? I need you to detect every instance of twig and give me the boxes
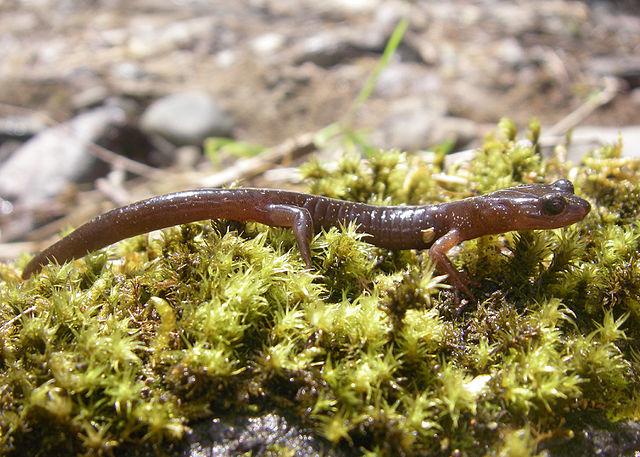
[95,171,131,207]
[0,306,37,333]
[197,132,317,187]
[79,131,174,180]
[443,77,621,167]
[0,101,172,180]
[545,77,620,138]
[0,242,38,261]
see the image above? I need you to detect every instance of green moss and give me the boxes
[2,122,640,456]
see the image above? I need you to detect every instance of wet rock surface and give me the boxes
[119,413,349,457]
[181,414,345,457]
[116,410,640,457]
[541,411,640,457]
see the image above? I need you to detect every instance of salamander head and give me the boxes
[482,179,591,231]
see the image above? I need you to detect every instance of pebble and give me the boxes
[289,25,388,67]
[374,112,477,152]
[321,0,381,14]
[374,62,442,98]
[127,17,213,58]
[0,115,48,142]
[250,33,286,56]
[140,91,234,146]
[110,61,148,81]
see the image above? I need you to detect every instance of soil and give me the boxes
[1,0,638,144]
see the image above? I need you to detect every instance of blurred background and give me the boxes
[0,0,638,258]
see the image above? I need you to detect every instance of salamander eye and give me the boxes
[541,194,566,215]
[552,179,574,194]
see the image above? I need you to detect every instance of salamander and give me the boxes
[21,179,591,296]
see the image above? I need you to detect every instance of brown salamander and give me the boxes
[22,179,590,296]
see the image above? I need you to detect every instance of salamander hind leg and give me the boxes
[428,229,474,299]
[264,204,314,268]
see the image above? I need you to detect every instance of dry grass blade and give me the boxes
[197,132,317,187]
[545,77,620,138]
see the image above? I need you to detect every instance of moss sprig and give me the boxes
[2,121,640,456]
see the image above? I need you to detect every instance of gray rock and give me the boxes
[182,414,342,457]
[289,21,392,68]
[127,17,215,59]
[71,86,111,110]
[371,98,476,151]
[290,31,366,67]
[119,413,344,457]
[312,0,382,14]
[0,115,48,142]
[374,63,442,98]
[494,38,526,68]
[588,56,640,89]
[570,126,640,160]
[0,105,127,241]
[541,411,640,457]
[0,140,21,163]
[110,61,149,81]
[250,33,286,57]
[0,105,126,205]
[140,91,234,146]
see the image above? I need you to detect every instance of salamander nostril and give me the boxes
[581,198,591,215]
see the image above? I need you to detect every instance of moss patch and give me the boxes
[1,121,639,456]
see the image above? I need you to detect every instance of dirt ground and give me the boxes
[1,0,638,140]
[0,0,639,249]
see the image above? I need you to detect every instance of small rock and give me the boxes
[215,49,237,68]
[370,99,478,151]
[540,411,640,457]
[495,38,525,68]
[117,413,344,457]
[290,31,361,67]
[0,105,126,205]
[71,86,110,110]
[428,116,480,148]
[127,17,214,58]
[0,140,21,163]
[250,32,286,56]
[140,91,234,146]
[569,126,640,160]
[174,146,201,171]
[0,105,127,241]
[0,115,48,143]
[289,25,389,67]
[110,61,148,81]
[374,62,442,98]
[588,56,640,89]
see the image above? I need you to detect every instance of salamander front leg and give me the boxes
[428,229,474,298]
[264,204,314,268]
